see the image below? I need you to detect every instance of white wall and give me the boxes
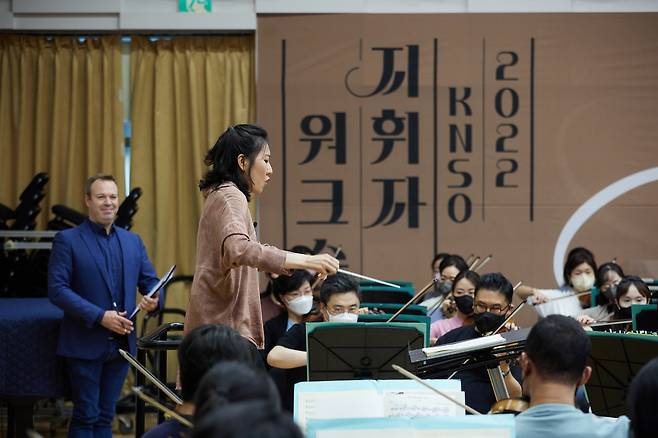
[1,0,658,31]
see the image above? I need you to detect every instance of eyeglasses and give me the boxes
[327,306,359,315]
[473,302,509,314]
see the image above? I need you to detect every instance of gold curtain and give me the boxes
[0,35,124,226]
[130,35,256,312]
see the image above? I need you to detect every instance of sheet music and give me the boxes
[382,389,465,417]
[422,334,506,357]
[297,390,383,430]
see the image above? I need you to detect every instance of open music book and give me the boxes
[294,380,464,431]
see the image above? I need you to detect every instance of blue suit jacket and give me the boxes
[48,220,159,360]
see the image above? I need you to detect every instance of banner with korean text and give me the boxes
[256,13,658,289]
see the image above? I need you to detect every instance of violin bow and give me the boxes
[533,290,590,305]
[468,256,481,271]
[132,387,193,428]
[386,280,435,323]
[472,255,493,273]
[392,364,481,415]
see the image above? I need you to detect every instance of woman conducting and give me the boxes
[184,124,339,350]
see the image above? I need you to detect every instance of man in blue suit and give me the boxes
[48,174,161,438]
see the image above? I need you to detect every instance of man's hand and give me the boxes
[100,311,134,335]
[138,291,160,313]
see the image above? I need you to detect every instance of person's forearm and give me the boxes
[267,346,307,369]
[501,364,522,398]
[283,252,309,270]
[515,285,536,299]
[283,252,339,275]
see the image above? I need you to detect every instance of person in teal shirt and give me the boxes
[515,315,629,438]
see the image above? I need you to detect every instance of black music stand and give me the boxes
[633,304,658,331]
[409,328,530,377]
[306,322,425,381]
[585,331,658,417]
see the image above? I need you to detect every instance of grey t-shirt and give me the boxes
[515,404,629,438]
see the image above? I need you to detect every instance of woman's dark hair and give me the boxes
[192,400,303,438]
[178,324,261,402]
[616,276,651,302]
[451,270,480,294]
[563,247,597,286]
[271,270,313,303]
[627,357,658,438]
[438,254,468,276]
[193,361,280,425]
[596,262,625,288]
[431,253,450,270]
[199,124,269,201]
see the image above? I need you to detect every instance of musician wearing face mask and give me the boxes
[267,273,361,411]
[576,262,625,326]
[262,270,315,360]
[420,254,468,323]
[516,247,597,318]
[429,270,480,343]
[613,276,651,320]
[434,273,522,413]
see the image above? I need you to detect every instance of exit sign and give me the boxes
[179,0,212,13]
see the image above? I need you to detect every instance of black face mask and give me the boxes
[474,311,506,334]
[454,294,474,315]
[615,306,632,320]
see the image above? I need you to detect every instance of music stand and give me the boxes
[585,331,658,416]
[632,304,658,331]
[306,322,425,381]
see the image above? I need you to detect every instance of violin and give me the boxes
[488,397,530,415]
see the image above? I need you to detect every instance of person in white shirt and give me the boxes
[516,247,597,318]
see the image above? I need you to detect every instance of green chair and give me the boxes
[359,285,415,304]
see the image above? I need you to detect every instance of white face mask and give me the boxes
[286,295,313,316]
[571,273,595,292]
[328,311,359,323]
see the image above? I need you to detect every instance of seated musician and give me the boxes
[578,275,650,326]
[515,314,630,438]
[575,262,625,325]
[263,270,315,359]
[267,273,361,411]
[516,247,597,318]
[435,272,522,413]
[143,324,261,438]
[429,270,479,343]
[421,254,469,323]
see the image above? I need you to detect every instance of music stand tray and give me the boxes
[306,322,425,381]
[585,331,658,417]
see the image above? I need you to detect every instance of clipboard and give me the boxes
[129,264,176,319]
